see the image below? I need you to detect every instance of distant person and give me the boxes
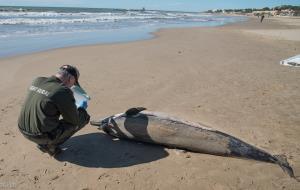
[18,65,90,156]
[260,14,265,23]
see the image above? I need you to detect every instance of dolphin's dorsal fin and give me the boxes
[125,107,146,116]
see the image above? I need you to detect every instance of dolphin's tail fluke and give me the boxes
[274,155,298,181]
[226,135,298,180]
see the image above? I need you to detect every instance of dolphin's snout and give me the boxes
[90,116,112,129]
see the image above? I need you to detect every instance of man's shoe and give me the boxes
[37,144,49,153]
[37,145,62,156]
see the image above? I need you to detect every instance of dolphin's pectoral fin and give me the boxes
[125,107,147,116]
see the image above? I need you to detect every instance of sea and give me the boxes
[0,6,247,58]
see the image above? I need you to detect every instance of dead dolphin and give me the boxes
[91,107,296,179]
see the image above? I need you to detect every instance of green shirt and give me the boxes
[18,76,87,134]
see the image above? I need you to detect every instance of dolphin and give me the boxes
[90,107,296,179]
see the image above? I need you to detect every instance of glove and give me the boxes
[78,100,88,110]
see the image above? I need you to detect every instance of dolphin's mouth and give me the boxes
[90,116,120,137]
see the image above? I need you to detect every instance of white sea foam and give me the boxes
[0,16,211,25]
[0,11,212,25]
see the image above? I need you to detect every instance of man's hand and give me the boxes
[78,100,88,109]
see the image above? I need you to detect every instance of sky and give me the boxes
[0,0,299,12]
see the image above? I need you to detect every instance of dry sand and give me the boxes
[0,17,299,190]
[242,17,300,41]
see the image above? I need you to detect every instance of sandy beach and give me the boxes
[0,16,299,189]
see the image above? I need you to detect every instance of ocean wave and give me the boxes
[0,11,211,25]
[0,18,111,25]
[0,17,212,25]
[0,9,245,41]
[0,11,119,18]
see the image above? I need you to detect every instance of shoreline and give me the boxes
[0,15,299,190]
[2,16,300,61]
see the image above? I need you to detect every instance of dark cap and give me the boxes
[59,65,80,87]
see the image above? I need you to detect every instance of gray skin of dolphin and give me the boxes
[90,107,296,180]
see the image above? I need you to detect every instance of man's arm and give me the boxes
[77,107,90,128]
[53,88,80,126]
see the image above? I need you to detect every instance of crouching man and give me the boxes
[18,65,90,156]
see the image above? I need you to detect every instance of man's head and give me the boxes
[55,65,80,88]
